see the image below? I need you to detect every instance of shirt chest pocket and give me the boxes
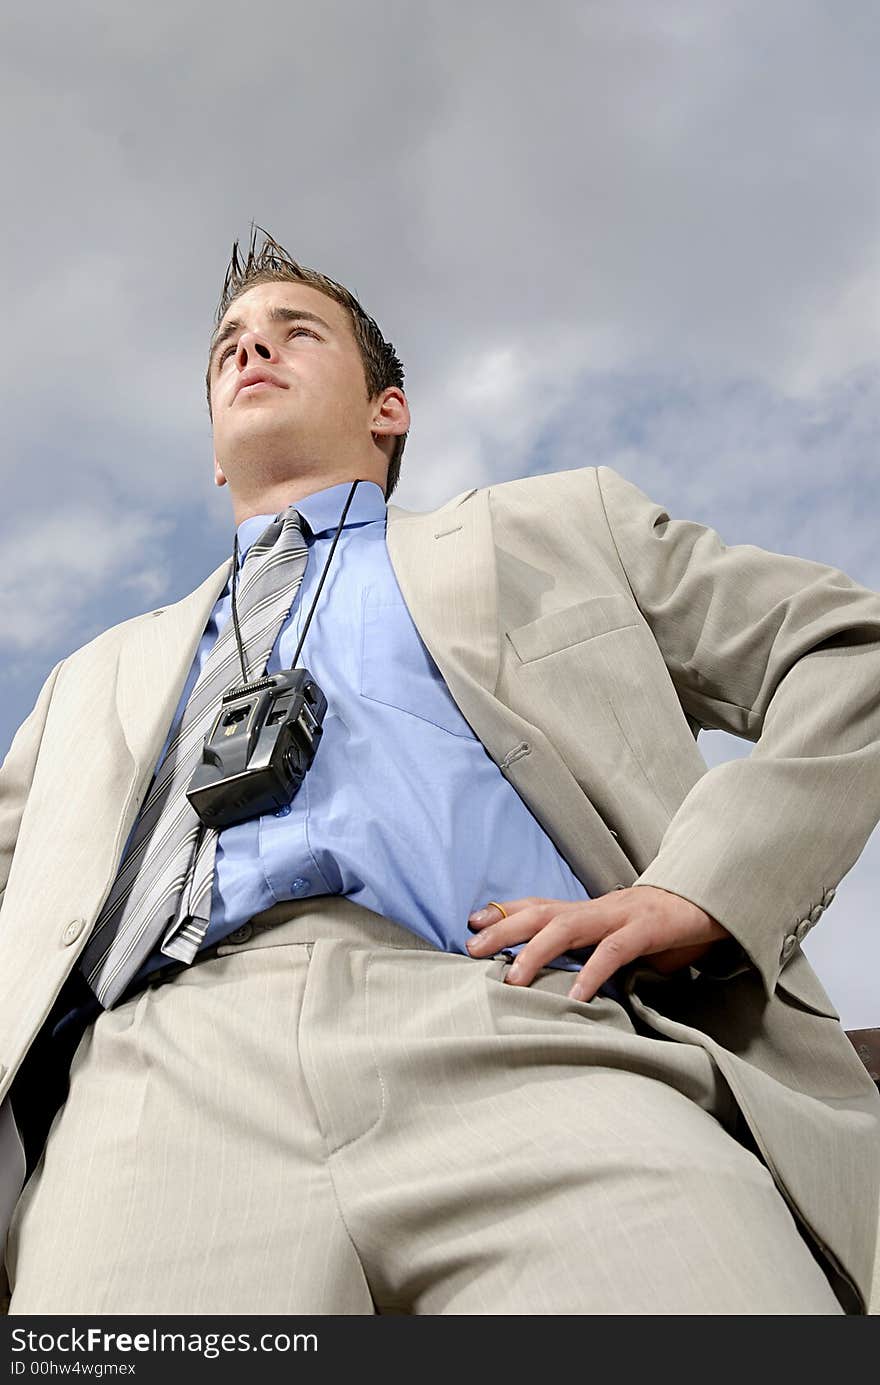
[359,591,479,739]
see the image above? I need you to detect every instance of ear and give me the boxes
[214,455,227,488]
[371,387,410,439]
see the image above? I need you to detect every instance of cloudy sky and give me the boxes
[1,0,878,1025]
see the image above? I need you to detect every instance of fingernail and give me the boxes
[568,985,585,1001]
[469,908,492,924]
[508,960,524,981]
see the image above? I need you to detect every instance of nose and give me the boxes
[234,329,274,367]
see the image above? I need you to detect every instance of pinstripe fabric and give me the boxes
[2,465,879,1311]
[77,508,308,1009]
[5,900,845,1315]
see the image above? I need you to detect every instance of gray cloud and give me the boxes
[1,0,878,1024]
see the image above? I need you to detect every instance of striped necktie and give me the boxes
[78,506,309,1009]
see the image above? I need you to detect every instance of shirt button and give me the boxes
[290,878,310,898]
[274,804,292,818]
[227,923,253,945]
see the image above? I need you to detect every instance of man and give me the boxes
[1,227,879,1315]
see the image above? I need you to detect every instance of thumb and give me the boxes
[648,942,715,975]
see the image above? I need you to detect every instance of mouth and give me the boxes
[236,381,279,399]
[233,369,287,401]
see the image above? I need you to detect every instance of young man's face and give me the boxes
[208,280,384,495]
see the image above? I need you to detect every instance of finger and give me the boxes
[466,901,556,955]
[566,920,655,1001]
[504,910,604,985]
[467,897,549,928]
[503,901,617,983]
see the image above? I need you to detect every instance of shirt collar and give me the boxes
[234,479,387,566]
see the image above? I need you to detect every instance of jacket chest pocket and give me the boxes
[505,595,657,733]
[505,594,642,665]
[504,594,689,813]
[360,590,478,739]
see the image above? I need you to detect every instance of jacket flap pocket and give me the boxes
[507,595,640,664]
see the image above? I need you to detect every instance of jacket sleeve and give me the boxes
[0,662,65,1315]
[595,465,880,1001]
[0,661,63,917]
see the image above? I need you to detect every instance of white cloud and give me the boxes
[0,506,173,651]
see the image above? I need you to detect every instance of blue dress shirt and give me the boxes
[129,480,607,988]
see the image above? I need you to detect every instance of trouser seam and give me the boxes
[296,942,385,1312]
[319,949,387,1156]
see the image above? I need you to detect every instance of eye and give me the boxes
[216,327,316,370]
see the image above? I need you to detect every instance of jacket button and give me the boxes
[823,887,836,906]
[780,934,797,962]
[62,918,87,945]
[809,904,824,925]
[796,919,810,942]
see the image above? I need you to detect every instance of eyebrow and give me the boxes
[209,306,333,370]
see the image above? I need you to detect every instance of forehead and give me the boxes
[216,280,350,337]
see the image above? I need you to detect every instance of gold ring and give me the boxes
[487,901,508,919]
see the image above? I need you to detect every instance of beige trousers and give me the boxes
[5,898,842,1315]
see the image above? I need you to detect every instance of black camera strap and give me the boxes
[185,478,363,830]
[230,477,361,685]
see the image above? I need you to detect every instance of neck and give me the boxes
[228,466,384,527]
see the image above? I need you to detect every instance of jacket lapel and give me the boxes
[388,487,500,694]
[386,491,637,897]
[114,559,231,787]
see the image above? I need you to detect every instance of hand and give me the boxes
[466,886,731,1001]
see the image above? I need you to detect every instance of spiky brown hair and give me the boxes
[206,223,408,499]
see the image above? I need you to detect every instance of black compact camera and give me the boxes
[186,669,328,830]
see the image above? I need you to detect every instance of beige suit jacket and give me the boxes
[1,464,879,1310]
